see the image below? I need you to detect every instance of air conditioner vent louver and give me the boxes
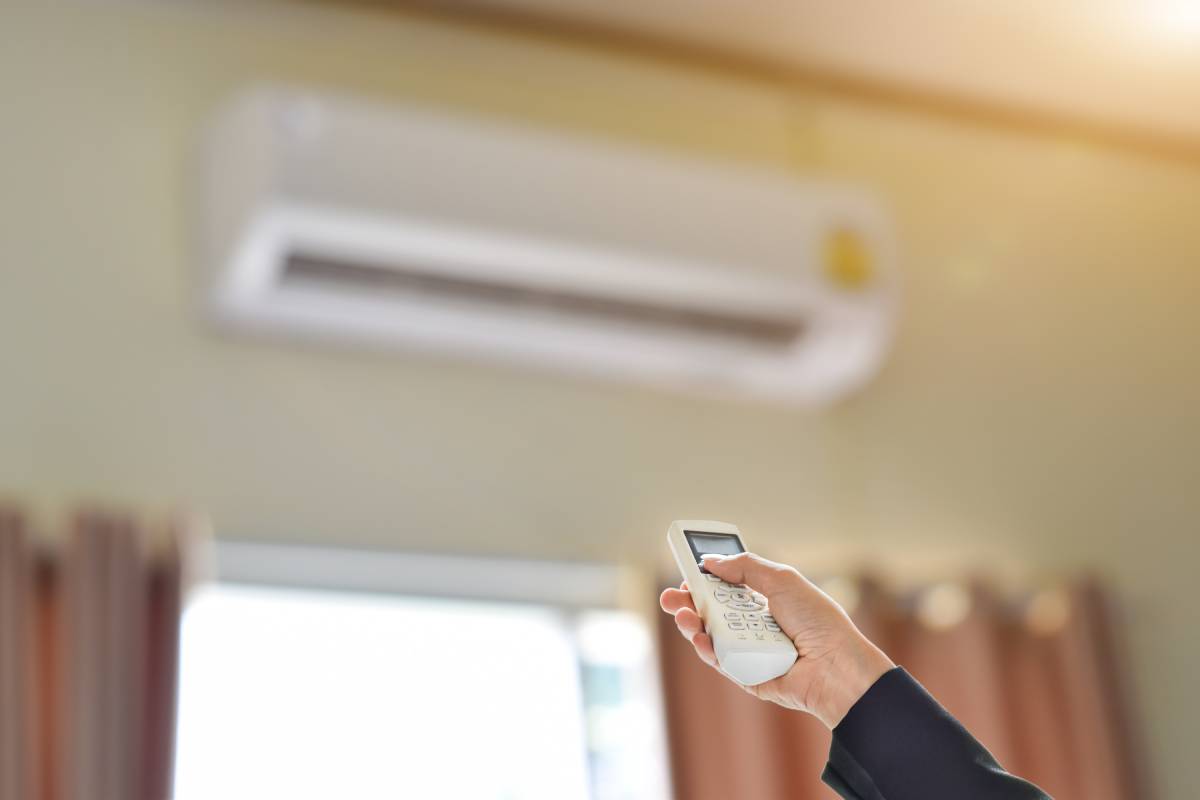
[281,254,806,350]
[201,88,898,404]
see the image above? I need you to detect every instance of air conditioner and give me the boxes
[200,87,898,403]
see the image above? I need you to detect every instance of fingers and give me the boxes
[701,552,799,594]
[690,630,717,667]
[659,585,695,614]
[673,608,716,666]
[660,594,717,667]
[672,605,703,637]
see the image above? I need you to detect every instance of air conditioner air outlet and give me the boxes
[278,253,809,352]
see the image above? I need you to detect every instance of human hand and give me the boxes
[659,552,894,729]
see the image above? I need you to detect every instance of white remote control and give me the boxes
[666,520,798,686]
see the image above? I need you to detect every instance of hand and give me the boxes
[660,552,894,729]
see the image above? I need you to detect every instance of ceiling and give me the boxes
[428,0,1200,150]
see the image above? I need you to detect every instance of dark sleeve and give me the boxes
[821,668,1052,800]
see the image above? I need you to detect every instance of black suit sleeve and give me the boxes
[821,668,1052,800]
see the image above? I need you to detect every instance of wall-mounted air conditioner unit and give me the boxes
[200,87,898,403]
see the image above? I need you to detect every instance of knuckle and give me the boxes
[745,555,801,592]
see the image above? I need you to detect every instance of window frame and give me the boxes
[208,539,630,609]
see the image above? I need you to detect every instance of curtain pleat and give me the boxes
[34,558,58,800]
[1052,582,1143,800]
[658,575,1148,800]
[1002,624,1081,798]
[141,533,182,800]
[1081,583,1156,799]
[0,510,33,800]
[0,504,185,800]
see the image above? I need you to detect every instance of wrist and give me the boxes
[813,634,894,729]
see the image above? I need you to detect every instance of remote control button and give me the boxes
[730,601,763,611]
[744,612,761,621]
[724,611,743,620]
[705,574,722,582]
[761,614,776,624]
[728,621,747,630]
[747,621,765,631]
[730,591,752,603]
[766,623,782,632]
[714,590,731,602]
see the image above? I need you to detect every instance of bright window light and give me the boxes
[174,584,598,800]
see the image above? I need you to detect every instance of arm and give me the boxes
[822,667,1051,800]
[659,553,1052,800]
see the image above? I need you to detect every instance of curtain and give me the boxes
[658,574,1151,800]
[0,506,185,800]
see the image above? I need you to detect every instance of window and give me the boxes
[173,544,669,800]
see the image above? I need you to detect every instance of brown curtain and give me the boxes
[0,506,185,800]
[658,575,1151,800]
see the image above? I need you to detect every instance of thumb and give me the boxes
[702,552,796,595]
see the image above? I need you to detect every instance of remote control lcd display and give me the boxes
[684,531,745,571]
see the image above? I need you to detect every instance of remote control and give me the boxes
[666,520,798,685]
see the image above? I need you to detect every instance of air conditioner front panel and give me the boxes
[269,93,874,283]
[202,88,898,404]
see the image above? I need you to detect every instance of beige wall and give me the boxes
[3,1,1198,796]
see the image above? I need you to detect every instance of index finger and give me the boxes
[701,552,799,595]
